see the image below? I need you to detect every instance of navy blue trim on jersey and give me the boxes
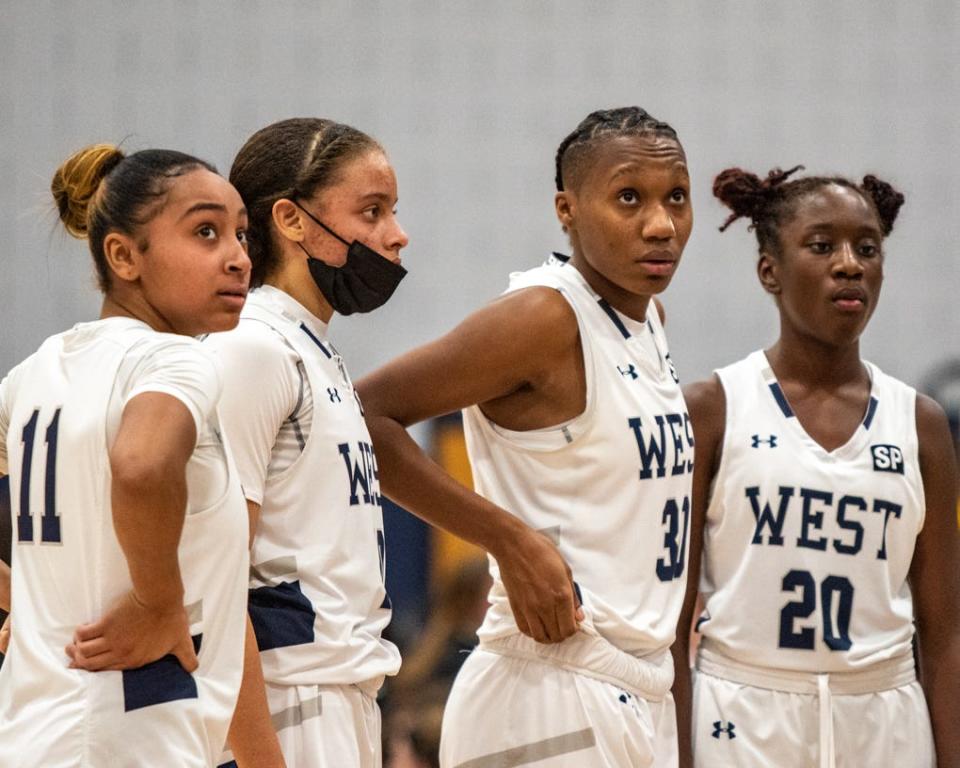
[597,299,631,339]
[248,580,316,652]
[217,763,238,768]
[768,383,795,418]
[299,322,332,359]
[122,634,202,712]
[862,396,879,430]
[551,251,571,264]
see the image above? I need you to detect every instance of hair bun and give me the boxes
[861,174,905,235]
[713,168,769,232]
[713,165,804,232]
[51,144,125,238]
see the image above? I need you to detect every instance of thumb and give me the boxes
[173,633,199,673]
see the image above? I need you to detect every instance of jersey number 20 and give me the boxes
[779,569,854,651]
[16,407,62,544]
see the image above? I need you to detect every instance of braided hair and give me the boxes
[230,118,382,287]
[555,107,680,192]
[713,165,905,255]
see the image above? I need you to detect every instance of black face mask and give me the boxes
[294,202,407,316]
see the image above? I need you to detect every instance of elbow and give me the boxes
[357,385,409,430]
[109,446,183,493]
[356,379,386,419]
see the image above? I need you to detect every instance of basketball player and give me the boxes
[210,117,588,768]
[0,144,252,766]
[357,107,696,767]
[202,118,406,768]
[673,167,960,767]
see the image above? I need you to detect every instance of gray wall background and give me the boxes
[2,1,958,388]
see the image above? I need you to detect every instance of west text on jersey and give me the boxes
[339,441,381,507]
[747,486,902,560]
[628,412,695,480]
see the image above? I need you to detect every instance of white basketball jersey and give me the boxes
[699,350,924,672]
[207,287,399,687]
[0,318,248,767]
[465,260,694,657]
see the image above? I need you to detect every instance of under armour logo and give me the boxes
[751,434,777,448]
[712,721,736,740]
[327,387,342,403]
[617,364,639,380]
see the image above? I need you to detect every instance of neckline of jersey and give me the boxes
[557,262,668,380]
[255,284,329,340]
[754,350,878,461]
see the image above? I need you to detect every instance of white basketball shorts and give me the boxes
[693,668,934,768]
[219,679,382,768]
[440,648,678,768]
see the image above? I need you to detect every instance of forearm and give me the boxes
[672,594,700,768]
[672,640,694,768]
[369,414,528,557]
[921,637,960,767]
[0,561,10,612]
[227,616,285,767]
[111,466,187,608]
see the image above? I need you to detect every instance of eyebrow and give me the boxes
[356,191,395,203]
[803,221,882,235]
[178,202,247,221]
[609,161,689,182]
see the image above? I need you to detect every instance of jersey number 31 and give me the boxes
[656,496,690,582]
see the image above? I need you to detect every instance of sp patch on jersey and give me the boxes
[871,444,905,474]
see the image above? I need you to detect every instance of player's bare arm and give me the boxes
[357,285,584,645]
[911,393,960,767]
[672,375,725,768]
[66,392,199,673]
[0,559,9,613]
[0,560,10,655]
[225,499,286,768]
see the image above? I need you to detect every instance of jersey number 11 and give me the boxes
[16,407,62,544]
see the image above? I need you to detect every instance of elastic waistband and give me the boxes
[265,674,385,699]
[480,630,673,701]
[697,642,916,768]
[696,642,917,695]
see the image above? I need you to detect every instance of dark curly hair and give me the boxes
[555,107,681,192]
[713,165,905,255]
